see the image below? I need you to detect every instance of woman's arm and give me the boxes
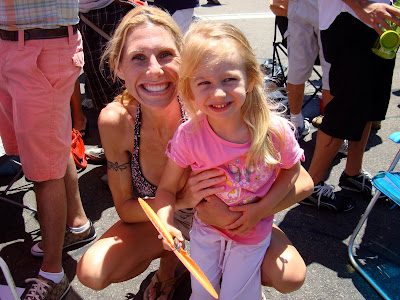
[98,103,156,223]
[195,165,313,228]
[175,168,226,210]
[225,161,301,235]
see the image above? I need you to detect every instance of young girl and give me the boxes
[155,22,304,300]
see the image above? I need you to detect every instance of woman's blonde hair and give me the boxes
[101,6,184,105]
[179,22,290,168]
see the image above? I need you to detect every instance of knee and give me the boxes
[274,262,306,294]
[261,257,306,294]
[77,254,110,290]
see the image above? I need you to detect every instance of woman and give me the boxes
[77,6,312,300]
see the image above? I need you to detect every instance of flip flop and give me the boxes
[143,271,188,300]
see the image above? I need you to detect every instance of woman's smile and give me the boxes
[142,82,170,93]
[117,23,180,109]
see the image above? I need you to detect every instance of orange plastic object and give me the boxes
[138,198,219,299]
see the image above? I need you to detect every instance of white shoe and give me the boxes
[296,119,310,140]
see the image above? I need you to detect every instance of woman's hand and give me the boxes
[225,203,264,236]
[176,169,226,209]
[195,195,242,228]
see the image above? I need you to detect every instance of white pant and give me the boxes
[286,0,330,89]
[189,215,271,300]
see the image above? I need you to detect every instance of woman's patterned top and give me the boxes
[131,98,187,198]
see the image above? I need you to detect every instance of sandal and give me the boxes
[143,271,187,300]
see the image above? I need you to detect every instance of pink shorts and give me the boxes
[0,28,84,182]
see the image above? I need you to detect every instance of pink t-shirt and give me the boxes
[167,113,304,244]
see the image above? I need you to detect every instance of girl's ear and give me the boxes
[246,79,255,93]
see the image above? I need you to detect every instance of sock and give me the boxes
[68,220,89,233]
[290,112,304,129]
[39,269,64,284]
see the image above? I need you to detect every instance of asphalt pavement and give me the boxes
[1,1,400,299]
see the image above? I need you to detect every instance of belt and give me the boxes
[0,24,78,41]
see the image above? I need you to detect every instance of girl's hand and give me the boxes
[160,223,184,251]
[195,195,242,228]
[224,203,264,236]
[176,169,226,209]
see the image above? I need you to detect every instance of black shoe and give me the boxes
[300,182,355,212]
[339,170,373,199]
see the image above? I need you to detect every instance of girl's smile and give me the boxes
[189,50,252,142]
[209,101,232,110]
[190,51,250,124]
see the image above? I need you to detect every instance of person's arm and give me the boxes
[225,161,301,235]
[98,102,156,223]
[195,165,313,228]
[156,158,188,247]
[342,0,400,34]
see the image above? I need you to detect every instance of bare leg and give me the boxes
[344,122,371,176]
[34,153,88,273]
[321,89,333,108]
[308,130,344,185]
[261,225,306,293]
[77,220,174,290]
[34,179,66,274]
[148,251,179,300]
[71,79,87,134]
[65,153,89,227]
[287,83,305,115]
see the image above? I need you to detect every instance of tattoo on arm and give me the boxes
[107,161,130,171]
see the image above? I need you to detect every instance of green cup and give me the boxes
[372,29,400,59]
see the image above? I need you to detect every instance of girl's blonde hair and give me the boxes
[101,6,184,105]
[179,22,290,168]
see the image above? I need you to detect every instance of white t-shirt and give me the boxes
[319,0,391,30]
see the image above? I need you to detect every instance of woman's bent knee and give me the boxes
[261,226,306,293]
[77,252,110,290]
[261,249,306,293]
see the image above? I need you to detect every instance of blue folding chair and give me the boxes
[348,132,400,300]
